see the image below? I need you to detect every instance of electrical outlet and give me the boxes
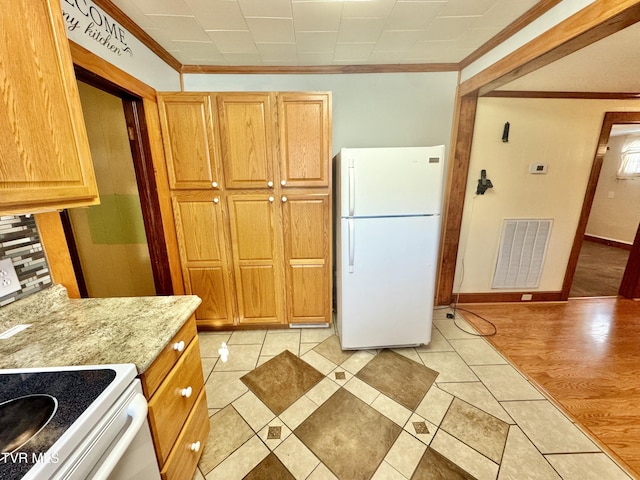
[521,293,533,301]
[0,258,21,297]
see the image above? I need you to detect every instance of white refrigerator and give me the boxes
[335,146,445,350]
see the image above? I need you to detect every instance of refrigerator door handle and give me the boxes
[348,160,355,216]
[348,218,355,273]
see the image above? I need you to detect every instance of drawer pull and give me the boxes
[173,341,185,352]
[190,441,201,453]
[180,386,193,398]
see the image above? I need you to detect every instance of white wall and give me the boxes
[586,134,640,244]
[183,72,459,156]
[455,97,640,294]
[61,0,180,91]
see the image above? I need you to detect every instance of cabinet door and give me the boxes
[281,192,331,324]
[227,194,284,324]
[0,0,98,213]
[277,93,331,188]
[158,94,220,190]
[217,94,275,190]
[172,194,235,327]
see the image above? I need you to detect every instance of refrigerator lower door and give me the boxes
[337,215,439,349]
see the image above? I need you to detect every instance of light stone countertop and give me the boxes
[0,285,201,373]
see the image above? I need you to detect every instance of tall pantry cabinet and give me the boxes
[158,92,332,329]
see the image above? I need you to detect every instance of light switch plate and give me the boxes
[0,258,21,297]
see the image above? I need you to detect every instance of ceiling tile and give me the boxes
[368,50,406,64]
[145,15,211,42]
[292,2,344,31]
[407,40,456,59]
[437,0,498,17]
[184,0,247,30]
[375,30,424,51]
[333,42,375,62]
[246,17,295,43]
[221,52,263,65]
[256,43,298,62]
[110,1,158,29]
[342,0,397,18]
[421,16,480,42]
[237,0,292,17]
[126,0,192,15]
[473,0,538,29]
[337,18,385,43]
[295,31,339,53]
[173,40,224,61]
[385,1,447,30]
[456,27,502,49]
[297,52,334,65]
[206,30,257,53]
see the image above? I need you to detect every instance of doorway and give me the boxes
[563,112,640,299]
[62,69,172,298]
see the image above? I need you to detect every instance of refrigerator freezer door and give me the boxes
[337,215,439,349]
[339,146,445,217]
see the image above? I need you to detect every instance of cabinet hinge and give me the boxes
[127,127,135,141]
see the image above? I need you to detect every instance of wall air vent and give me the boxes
[492,219,553,289]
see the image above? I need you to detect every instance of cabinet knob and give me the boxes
[212,181,218,188]
[190,441,201,453]
[281,180,287,186]
[180,386,193,398]
[269,196,274,203]
[267,181,273,187]
[213,197,219,204]
[281,196,288,203]
[173,341,185,352]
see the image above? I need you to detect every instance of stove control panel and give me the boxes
[0,258,21,297]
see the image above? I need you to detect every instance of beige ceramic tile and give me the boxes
[274,434,321,480]
[472,365,546,401]
[257,418,292,451]
[502,400,599,454]
[213,344,261,371]
[227,330,267,345]
[384,430,428,478]
[418,351,478,383]
[307,462,340,480]
[371,393,412,427]
[199,405,254,475]
[199,332,232,357]
[192,467,205,480]
[372,461,408,480]
[430,430,500,480]
[256,355,273,367]
[498,426,561,480]
[340,350,376,374]
[261,331,301,356]
[432,317,478,339]
[279,394,320,430]
[343,376,380,405]
[205,435,269,480]
[404,413,437,445]
[232,390,275,432]
[208,408,220,417]
[415,385,453,426]
[438,382,514,424]
[299,343,317,356]
[300,327,335,343]
[306,377,340,407]
[205,370,249,409]
[545,452,633,480]
[449,338,507,365]
[201,357,217,382]
[416,328,454,352]
[300,349,339,375]
[391,347,423,364]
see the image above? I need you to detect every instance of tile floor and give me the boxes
[192,310,634,480]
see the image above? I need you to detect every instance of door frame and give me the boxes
[561,111,640,299]
[70,66,173,295]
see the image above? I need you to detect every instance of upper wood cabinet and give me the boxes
[278,93,331,188]
[0,0,98,214]
[217,93,276,190]
[158,94,220,190]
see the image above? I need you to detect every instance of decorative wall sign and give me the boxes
[61,0,133,57]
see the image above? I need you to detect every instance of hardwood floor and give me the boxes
[570,240,630,297]
[458,298,640,478]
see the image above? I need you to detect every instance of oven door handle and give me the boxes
[90,393,149,480]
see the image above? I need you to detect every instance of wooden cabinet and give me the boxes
[159,91,332,328]
[0,0,99,214]
[140,314,209,480]
[172,193,235,327]
[158,94,220,190]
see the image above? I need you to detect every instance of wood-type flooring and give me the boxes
[570,240,630,297]
[459,298,640,477]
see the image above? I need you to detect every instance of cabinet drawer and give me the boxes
[141,315,197,398]
[148,338,204,465]
[160,389,209,480]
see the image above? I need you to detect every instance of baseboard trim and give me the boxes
[454,291,564,303]
[584,234,633,250]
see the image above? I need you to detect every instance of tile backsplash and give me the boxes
[0,215,52,307]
